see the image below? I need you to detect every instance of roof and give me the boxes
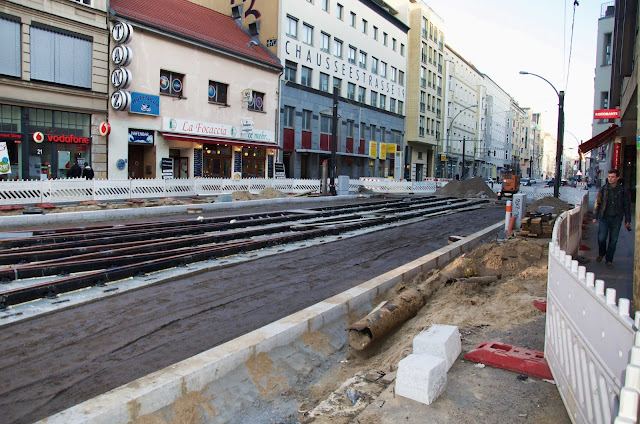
[109,0,281,71]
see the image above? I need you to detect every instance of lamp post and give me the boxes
[519,71,564,198]
[446,104,478,179]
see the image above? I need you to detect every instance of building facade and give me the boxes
[108,0,282,180]
[481,75,511,180]
[0,0,109,180]
[442,44,483,179]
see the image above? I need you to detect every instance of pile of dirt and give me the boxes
[435,177,498,199]
[257,188,287,199]
[526,196,573,214]
[304,236,551,423]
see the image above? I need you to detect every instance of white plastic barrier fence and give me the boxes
[546,191,639,423]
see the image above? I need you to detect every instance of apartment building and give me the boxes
[107,0,281,179]
[0,0,109,180]
[195,0,408,179]
[481,75,511,180]
[442,44,483,179]
[387,0,445,180]
[510,100,529,177]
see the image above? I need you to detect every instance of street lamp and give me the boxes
[445,104,478,179]
[519,71,564,198]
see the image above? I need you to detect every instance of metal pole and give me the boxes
[330,86,338,196]
[461,136,466,179]
[553,91,565,198]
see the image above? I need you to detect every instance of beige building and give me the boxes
[387,0,444,179]
[0,0,109,180]
[108,0,282,179]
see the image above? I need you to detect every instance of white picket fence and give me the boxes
[546,192,640,423]
[0,177,590,206]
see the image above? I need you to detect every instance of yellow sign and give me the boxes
[379,143,387,160]
[440,154,447,162]
[369,141,377,158]
[386,143,396,154]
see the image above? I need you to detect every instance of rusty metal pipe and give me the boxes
[347,287,424,351]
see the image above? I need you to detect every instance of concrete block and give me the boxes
[216,194,233,202]
[395,353,447,405]
[413,324,461,370]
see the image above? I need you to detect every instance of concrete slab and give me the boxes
[395,353,447,405]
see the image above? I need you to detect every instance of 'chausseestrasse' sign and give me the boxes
[162,117,275,143]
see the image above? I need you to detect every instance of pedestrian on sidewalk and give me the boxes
[592,169,631,268]
[67,160,82,178]
[82,163,94,180]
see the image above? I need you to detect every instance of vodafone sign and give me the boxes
[99,122,111,136]
[594,109,620,119]
[33,132,44,143]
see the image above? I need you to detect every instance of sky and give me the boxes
[425,0,604,153]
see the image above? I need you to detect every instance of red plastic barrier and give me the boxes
[464,341,553,380]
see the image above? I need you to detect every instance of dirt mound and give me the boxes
[526,196,573,214]
[231,191,257,201]
[435,177,498,199]
[258,188,287,199]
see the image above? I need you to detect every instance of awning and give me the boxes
[160,132,281,149]
[578,125,618,155]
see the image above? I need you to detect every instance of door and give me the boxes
[128,145,145,179]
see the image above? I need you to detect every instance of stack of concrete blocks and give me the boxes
[395,324,461,405]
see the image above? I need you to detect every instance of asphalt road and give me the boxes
[0,201,504,424]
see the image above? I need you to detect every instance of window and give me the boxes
[336,3,343,19]
[601,91,609,110]
[72,0,92,4]
[390,67,397,82]
[371,57,378,74]
[286,16,298,38]
[360,122,366,140]
[320,114,332,133]
[370,125,377,141]
[283,106,295,128]
[321,32,330,52]
[398,70,405,86]
[603,32,612,65]
[160,69,184,97]
[383,32,388,46]
[422,17,428,38]
[348,45,356,64]
[347,82,355,100]
[319,72,329,92]
[419,116,425,137]
[358,86,366,103]
[301,66,312,86]
[333,38,343,57]
[208,80,228,104]
[350,12,356,27]
[0,17,20,77]
[31,25,92,88]
[302,109,312,131]
[370,91,377,107]
[419,91,425,112]
[390,98,396,113]
[398,100,404,115]
[392,38,396,51]
[248,91,265,112]
[400,43,405,56]
[333,77,342,95]
[420,67,426,88]
[302,23,313,44]
[380,61,387,78]
[322,0,329,12]
[379,94,386,110]
[347,120,354,138]
[361,19,367,34]
[359,51,367,68]
[284,60,297,82]
[373,26,378,40]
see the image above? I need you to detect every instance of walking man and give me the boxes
[592,169,631,268]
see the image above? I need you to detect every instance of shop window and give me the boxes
[0,16,21,78]
[30,24,92,88]
[248,91,265,112]
[160,69,184,97]
[208,80,228,104]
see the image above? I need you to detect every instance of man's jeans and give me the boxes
[598,215,623,263]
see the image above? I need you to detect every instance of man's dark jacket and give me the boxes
[593,181,631,223]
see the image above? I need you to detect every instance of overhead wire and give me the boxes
[565,1,580,91]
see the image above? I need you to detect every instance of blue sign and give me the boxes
[130,92,160,116]
[129,129,154,144]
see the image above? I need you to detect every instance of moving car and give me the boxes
[521,178,531,186]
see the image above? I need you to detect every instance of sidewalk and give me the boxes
[580,187,635,302]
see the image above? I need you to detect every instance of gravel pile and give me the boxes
[435,177,498,199]
[526,197,573,214]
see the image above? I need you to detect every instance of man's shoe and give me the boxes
[606,262,614,268]
[596,256,603,263]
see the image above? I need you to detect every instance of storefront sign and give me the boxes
[163,117,275,143]
[111,45,132,66]
[129,129,154,144]
[47,134,90,144]
[99,122,111,136]
[613,141,621,170]
[130,92,160,116]
[112,21,133,44]
[111,67,132,89]
[161,157,173,179]
[594,109,620,119]
[0,142,11,174]
[386,143,396,155]
[33,132,44,143]
[111,90,131,111]
[379,142,387,160]
[369,141,377,159]
[0,132,21,143]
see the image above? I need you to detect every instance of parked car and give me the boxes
[521,178,531,186]
[529,178,537,185]
[546,179,568,187]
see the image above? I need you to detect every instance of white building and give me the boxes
[481,75,512,179]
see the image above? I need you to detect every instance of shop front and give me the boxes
[0,104,93,180]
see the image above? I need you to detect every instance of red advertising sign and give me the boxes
[594,109,620,119]
[613,141,621,170]
[0,132,21,143]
